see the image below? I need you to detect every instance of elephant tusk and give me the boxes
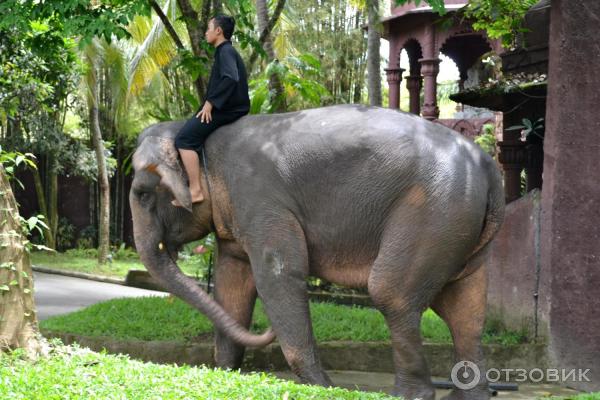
[158,242,165,251]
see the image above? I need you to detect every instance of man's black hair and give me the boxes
[212,14,235,40]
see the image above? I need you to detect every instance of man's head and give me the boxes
[205,14,235,46]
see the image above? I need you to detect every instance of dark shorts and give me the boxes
[174,109,246,152]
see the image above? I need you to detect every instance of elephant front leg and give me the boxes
[213,240,257,369]
[245,213,332,387]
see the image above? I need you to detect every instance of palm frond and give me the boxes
[127,0,185,96]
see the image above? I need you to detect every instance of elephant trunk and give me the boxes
[131,201,274,348]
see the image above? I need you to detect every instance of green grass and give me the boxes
[551,395,600,400]
[40,296,527,345]
[0,343,395,400]
[30,250,207,279]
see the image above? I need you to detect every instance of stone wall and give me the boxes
[485,190,544,338]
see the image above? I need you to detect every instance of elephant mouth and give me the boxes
[168,245,179,263]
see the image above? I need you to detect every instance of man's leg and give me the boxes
[178,148,204,203]
[173,111,245,207]
[173,114,213,206]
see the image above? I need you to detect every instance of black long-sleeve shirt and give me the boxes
[204,41,250,114]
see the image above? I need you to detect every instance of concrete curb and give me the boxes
[32,265,125,285]
[42,330,550,382]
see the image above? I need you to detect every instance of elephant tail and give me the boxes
[455,166,505,281]
[472,166,505,257]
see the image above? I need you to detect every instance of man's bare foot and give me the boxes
[172,189,204,207]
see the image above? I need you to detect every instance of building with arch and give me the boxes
[381,0,502,137]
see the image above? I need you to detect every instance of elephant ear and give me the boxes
[133,136,193,212]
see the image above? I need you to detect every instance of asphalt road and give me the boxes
[33,271,167,320]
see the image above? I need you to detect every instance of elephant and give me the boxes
[130,104,505,400]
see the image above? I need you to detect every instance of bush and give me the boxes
[56,217,76,251]
[77,225,97,249]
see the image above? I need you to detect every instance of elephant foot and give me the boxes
[293,366,333,387]
[440,386,490,400]
[392,385,435,400]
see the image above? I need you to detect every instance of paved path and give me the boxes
[33,271,167,320]
[273,371,581,399]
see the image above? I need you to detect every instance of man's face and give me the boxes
[205,20,221,45]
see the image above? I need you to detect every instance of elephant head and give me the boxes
[129,124,274,347]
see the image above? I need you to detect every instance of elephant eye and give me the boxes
[136,190,152,203]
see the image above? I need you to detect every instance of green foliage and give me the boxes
[464,0,538,48]
[0,343,396,400]
[506,117,544,141]
[278,0,368,105]
[56,218,76,251]
[0,0,151,46]
[179,235,215,281]
[18,215,49,239]
[76,225,98,249]
[250,55,331,113]
[393,0,447,14]
[393,0,537,47]
[0,29,54,119]
[40,296,527,345]
[0,146,37,188]
[474,123,497,157]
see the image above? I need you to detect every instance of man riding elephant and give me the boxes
[173,13,249,207]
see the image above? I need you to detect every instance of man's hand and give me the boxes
[196,101,213,123]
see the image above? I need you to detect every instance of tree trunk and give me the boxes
[150,0,185,49]
[0,165,42,357]
[31,167,54,249]
[88,75,110,265]
[367,0,382,106]
[177,0,209,99]
[48,169,58,247]
[246,0,286,73]
[256,0,287,112]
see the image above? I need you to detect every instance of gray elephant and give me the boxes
[130,104,504,400]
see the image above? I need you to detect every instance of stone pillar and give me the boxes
[418,58,440,120]
[385,68,404,110]
[540,0,600,391]
[497,140,526,203]
[405,75,422,115]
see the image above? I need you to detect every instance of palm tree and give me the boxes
[366,0,381,106]
[82,40,111,265]
[256,0,287,112]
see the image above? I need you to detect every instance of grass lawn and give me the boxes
[30,250,207,279]
[3,345,598,400]
[0,344,396,400]
[40,296,528,345]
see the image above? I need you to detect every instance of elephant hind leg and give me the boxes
[431,258,490,400]
[368,246,445,399]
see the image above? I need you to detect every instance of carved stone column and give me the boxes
[385,68,404,110]
[418,58,440,120]
[405,75,422,115]
[497,140,527,203]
